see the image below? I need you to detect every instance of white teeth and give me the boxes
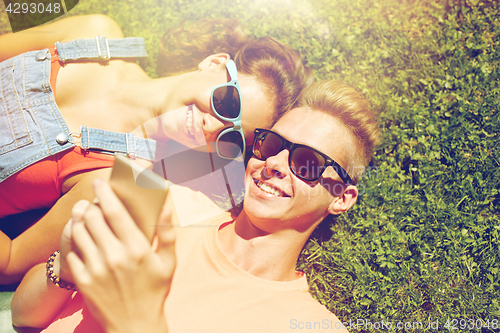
[186,108,194,136]
[257,180,282,197]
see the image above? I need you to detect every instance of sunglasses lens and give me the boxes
[290,147,325,180]
[212,86,241,119]
[218,131,244,158]
[253,131,283,160]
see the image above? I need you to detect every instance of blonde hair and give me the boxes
[158,19,313,121]
[298,81,381,183]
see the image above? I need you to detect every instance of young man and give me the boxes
[11,81,380,333]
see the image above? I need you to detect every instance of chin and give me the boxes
[243,199,285,223]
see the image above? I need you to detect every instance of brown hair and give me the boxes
[298,80,381,184]
[158,19,313,122]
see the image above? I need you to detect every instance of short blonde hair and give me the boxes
[297,81,381,183]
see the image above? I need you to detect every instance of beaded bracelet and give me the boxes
[46,250,77,291]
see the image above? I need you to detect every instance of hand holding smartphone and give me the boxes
[109,154,168,242]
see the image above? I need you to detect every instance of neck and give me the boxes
[217,211,314,282]
[141,71,199,115]
[123,70,199,138]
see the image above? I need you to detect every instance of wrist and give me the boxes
[56,251,74,284]
[46,250,77,291]
[52,252,61,277]
[106,309,167,333]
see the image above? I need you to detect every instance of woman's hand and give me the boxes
[56,214,76,284]
[55,198,93,284]
[67,179,175,333]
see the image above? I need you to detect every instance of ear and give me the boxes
[198,53,231,70]
[327,185,358,215]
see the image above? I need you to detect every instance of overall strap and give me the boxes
[80,125,156,161]
[54,36,147,62]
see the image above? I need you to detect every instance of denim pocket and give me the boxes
[0,63,32,155]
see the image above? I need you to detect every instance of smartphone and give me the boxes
[109,154,168,242]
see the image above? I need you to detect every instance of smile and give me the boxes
[254,179,290,198]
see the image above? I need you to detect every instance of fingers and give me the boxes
[92,179,149,248]
[68,179,157,282]
[66,251,92,286]
[70,197,122,276]
[61,219,73,241]
[72,200,90,222]
[71,213,107,275]
[70,179,153,272]
[60,200,91,263]
[77,201,123,260]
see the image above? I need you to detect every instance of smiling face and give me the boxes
[194,72,275,149]
[243,107,358,234]
[159,58,275,151]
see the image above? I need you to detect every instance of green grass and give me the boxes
[1,0,499,331]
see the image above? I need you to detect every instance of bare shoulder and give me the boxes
[57,14,125,40]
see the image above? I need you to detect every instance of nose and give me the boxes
[262,149,289,180]
[202,113,229,142]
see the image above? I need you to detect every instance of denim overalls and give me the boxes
[0,36,156,183]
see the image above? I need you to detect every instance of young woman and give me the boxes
[0,15,312,283]
[11,80,381,332]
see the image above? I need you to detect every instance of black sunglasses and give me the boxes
[252,129,352,184]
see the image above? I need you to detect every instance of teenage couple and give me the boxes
[0,14,379,332]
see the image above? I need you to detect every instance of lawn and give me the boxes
[1,0,499,332]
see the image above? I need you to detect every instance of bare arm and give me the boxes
[0,168,111,284]
[0,14,124,62]
[11,194,96,328]
[11,261,73,328]
[13,180,175,332]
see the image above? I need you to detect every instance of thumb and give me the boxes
[61,199,89,248]
[61,218,73,241]
[72,200,91,222]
